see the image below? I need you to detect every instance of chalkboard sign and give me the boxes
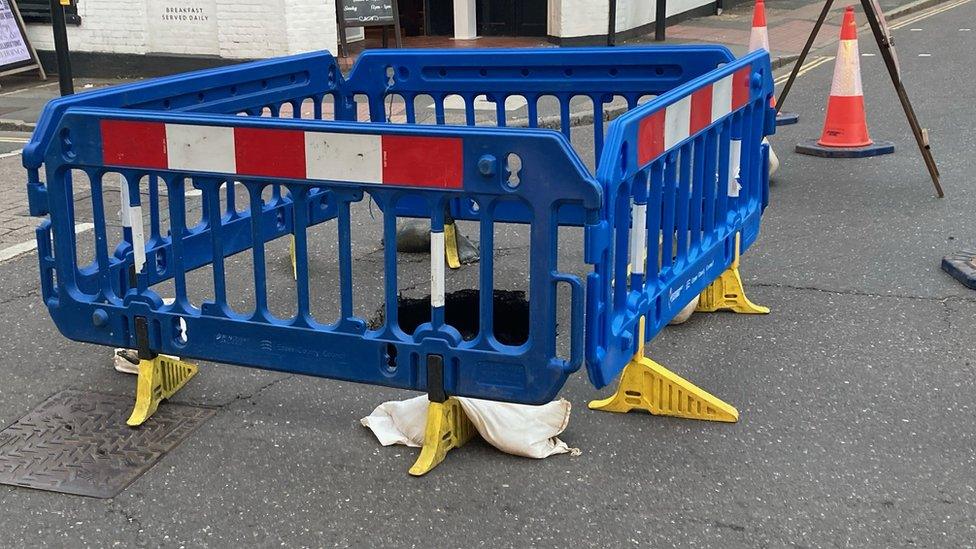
[335,0,401,57]
[341,0,394,25]
[0,0,44,78]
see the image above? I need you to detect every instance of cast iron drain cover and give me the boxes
[0,389,214,498]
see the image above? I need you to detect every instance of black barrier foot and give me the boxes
[795,139,894,158]
[776,112,799,126]
[942,250,976,290]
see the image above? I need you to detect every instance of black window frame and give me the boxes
[16,0,81,25]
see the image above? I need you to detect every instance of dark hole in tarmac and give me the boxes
[371,289,530,346]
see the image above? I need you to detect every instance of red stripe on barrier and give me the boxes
[382,135,463,188]
[732,65,752,110]
[689,85,713,135]
[637,109,666,165]
[101,120,168,169]
[234,127,307,179]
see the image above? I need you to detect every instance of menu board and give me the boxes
[340,0,395,25]
[0,0,34,72]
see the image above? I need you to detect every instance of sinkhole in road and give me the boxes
[372,289,530,346]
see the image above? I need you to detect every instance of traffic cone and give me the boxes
[796,6,894,158]
[750,0,799,126]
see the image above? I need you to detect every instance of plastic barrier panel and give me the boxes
[25,47,773,406]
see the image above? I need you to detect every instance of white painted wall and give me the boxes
[550,0,714,39]
[24,0,339,59]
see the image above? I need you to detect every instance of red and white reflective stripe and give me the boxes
[430,231,445,308]
[829,39,863,97]
[638,65,752,165]
[100,121,464,189]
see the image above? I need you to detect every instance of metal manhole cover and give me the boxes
[0,389,215,498]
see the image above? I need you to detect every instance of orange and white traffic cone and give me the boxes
[750,0,798,126]
[796,6,894,157]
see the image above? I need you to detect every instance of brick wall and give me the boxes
[24,0,339,59]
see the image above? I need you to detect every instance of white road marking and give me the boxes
[0,149,23,159]
[0,223,95,263]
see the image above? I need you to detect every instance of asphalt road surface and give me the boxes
[0,1,974,546]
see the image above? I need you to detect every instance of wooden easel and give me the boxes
[336,0,403,59]
[776,0,943,197]
[0,0,46,80]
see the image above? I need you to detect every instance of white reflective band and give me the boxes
[830,40,864,97]
[630,203,647,275]
[711,75,734,123]
[305,132,383,183]
[728,140,742,198]
[664,95,692,150]
[430,231,445,308]
[749,26,770,53]
[128,205,146,273]
[165,124,236,173]
[119,176,131,228]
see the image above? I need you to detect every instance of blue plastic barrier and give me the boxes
[24,47,774,406]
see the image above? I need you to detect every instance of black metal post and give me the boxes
[608,0,617,46]
[655,0,667,41]
[49,0,73,95]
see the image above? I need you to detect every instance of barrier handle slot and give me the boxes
[552,273,584,372]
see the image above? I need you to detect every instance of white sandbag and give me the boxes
[766,137,780,177]
[361,395,578,460]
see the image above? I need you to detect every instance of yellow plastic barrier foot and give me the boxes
[126,355,199,427]
[444,222,462,270]
[696,233,769,315]
[587,355,739,422]
[588,316,738,422]
[409,397,476,476]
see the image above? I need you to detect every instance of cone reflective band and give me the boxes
[795,6,893,158]
[749,0,770,53]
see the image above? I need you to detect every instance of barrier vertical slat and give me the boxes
[612,188,631,312]
[148,175,161,242]
[292,186,312,325]
[382,196,399,333]
[701,128,718,242]
[496,95,506,127]
[166,175,189,308]
[715,123,732,238]
[204,180,229,311]
[88,172,113,299]
[313,95,323,120]
[464,95,476,126]
[592,96,604,159]
[689,135,705,252]
[224,180,236,217]
[660,156,677,272]
[676,143,692,267]
[527,95,539,129]
[645,164,663,285]
[247,183,269,320]
[478,207,494,344]
[404,94,416,123]
[559,98,571,139]
[434,96,446,125]
[337,198,354,322]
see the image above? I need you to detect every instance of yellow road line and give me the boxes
[890,0,972,29]
[0,137,29,144]
[775,56,834,85]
